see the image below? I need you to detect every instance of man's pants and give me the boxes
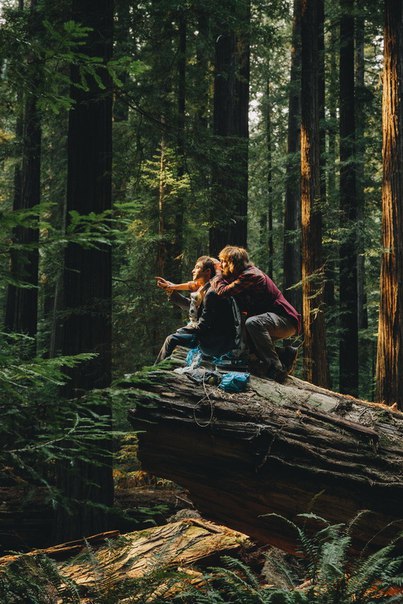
[155,328,198,364]
[245,312,297,370]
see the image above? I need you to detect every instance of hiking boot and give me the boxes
[277,345,299,374]
[267,364,288,383]
[248,355,269,377]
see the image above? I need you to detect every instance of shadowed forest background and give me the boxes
[0,0,403,585]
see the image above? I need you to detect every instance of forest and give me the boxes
[0,0,403,602]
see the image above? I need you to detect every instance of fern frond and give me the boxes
[219,555,261,590]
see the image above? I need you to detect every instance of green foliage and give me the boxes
[0,0,391,398]
[0,545,189,604]
[173,519,403,603]
[0,330,115,506]
[0,3,145,115]
[0,555,81,604]
[0,514,401,603]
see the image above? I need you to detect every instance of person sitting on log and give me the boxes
[155,256,236,363]
[210,245,301,382]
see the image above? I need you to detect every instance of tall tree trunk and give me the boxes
[324,22,337,309]
[283,0,302,310]
[209,0,250,256]
[56,0,114,540]
[300,0,329,386]
[355,14,368,330]
[376,0,403,409]
[339,0,358,396]
[266,77,274,278]
[5,0,41,341]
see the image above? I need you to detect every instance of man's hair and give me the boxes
[196,256,217,278]
[218,246,252,272]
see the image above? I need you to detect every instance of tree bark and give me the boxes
[56,0,114,540]
[324,21,337,310]
[339,0,358,396]
[283,0,302,311]
[376,0,403,409]
[0,520,253,600]
[355,13,368,331]
[209,0,250,256]
[128,366,403,554]
[266,76,274,278]
[300,0,329,386]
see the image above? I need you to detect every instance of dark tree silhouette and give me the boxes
[56,0,114,540]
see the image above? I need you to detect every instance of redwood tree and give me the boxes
[209,0,250,256]
[56,0,114,539]
[300,0,329,386]
[339,0,358,396]
[376,0,403,409]
[283,0,302,311]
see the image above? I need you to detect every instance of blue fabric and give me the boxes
[186,346,202,367]
[219,372,250,393]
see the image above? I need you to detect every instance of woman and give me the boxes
[155,256,236,363]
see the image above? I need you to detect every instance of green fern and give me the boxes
[1,516,401,603]
[176,514,402,604]
[0,555,81,604]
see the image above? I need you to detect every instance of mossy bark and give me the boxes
[128,368,403,553]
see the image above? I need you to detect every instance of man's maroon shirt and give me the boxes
[211,265,301,332]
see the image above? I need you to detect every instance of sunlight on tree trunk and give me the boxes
[283,0,302,311]
[300,0,329,387]
[376,0,403,410]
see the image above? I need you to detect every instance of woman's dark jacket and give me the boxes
[170,284,236,356]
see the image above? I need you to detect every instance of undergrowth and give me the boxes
[0,514,401,603]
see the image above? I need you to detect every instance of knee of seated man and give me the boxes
[246,313,278,334]
[164,333,176,346]
[245,315,260,331]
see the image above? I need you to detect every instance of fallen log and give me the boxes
[127,366,403,553]
[0,519,254,602]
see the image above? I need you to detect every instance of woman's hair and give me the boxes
[218,246,252,272]
[196,255,218,278]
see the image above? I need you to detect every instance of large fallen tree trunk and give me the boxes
[0,519,254,602]
[128,367,403,553]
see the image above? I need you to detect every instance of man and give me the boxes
[155,256,236,363]
[210,246,300,382]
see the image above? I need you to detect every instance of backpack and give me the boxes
[230,297,247,358]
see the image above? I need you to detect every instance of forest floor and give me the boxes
[0,434,192,554]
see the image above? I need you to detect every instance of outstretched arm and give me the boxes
[155,277,198,292]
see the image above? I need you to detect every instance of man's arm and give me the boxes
[155,277,198,292]
[210,270,254,297]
